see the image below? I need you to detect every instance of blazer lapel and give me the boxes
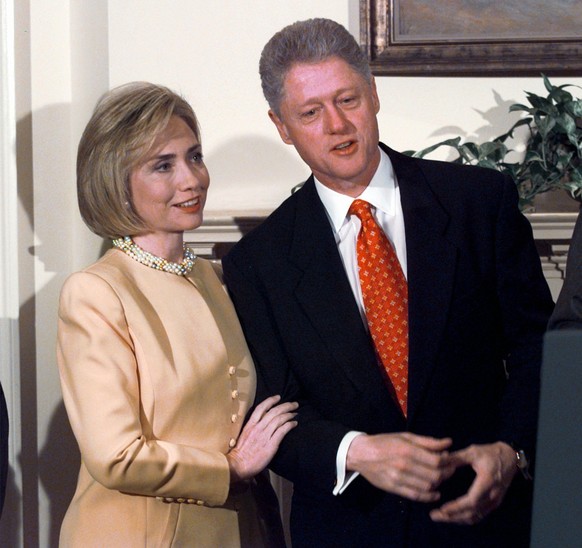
[288,179,397,414]
[386,146,458,422]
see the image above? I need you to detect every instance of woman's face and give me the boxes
[129,115,209,240]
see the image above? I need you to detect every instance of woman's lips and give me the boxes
[174,197,201,213]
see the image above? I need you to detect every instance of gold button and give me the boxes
[196,499,204,506]
[156,496,164,502]
[164,497,174,503]
[229,438,237,448]
[177,498,185,503]
[229,366,236,376]
[231,390,238,399]
[231,414,238,423]
[187,498,195,504]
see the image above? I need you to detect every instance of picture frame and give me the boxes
[360,0,582,76]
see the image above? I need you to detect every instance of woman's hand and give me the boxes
[226,395,298,483]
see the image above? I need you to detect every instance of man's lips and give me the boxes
[332,141,356,153]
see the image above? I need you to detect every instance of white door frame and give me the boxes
[0,0,23,543]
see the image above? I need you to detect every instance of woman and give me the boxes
[57,82,297,547]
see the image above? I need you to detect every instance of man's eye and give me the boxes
[301,109,317,118]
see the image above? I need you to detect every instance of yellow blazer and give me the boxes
[57,249,281,547]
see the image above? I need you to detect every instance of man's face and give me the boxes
[269,56,381,196]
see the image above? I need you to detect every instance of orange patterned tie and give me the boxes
[349,199,409,416]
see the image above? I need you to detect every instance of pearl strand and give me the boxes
[112,236,196,276]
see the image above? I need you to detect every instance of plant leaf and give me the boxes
[403,75,582,211]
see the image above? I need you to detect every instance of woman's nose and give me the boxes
[179,162,208,190]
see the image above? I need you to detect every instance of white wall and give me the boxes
[3,0,581,545]
[107,1,582,215]
[107,0,353,214]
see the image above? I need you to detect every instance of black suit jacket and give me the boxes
[223,144,554,547]
[0,381,7,517]
[548,209,582,329]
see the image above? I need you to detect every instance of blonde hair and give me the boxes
[77,82,201,239]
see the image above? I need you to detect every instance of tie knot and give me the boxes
[348,199,373,222]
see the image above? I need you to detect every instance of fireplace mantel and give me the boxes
[186,211,578,301]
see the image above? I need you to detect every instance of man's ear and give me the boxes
[268,109,293,145]
[370,76,380,115]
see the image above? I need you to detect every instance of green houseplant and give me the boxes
[405,75,582,211]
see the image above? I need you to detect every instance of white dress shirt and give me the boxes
[313,148,407,495]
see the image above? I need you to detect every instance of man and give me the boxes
[548,210,582,329]
[223,18,554,547]
[0,380,7,517]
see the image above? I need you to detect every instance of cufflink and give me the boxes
[515,449,532,480]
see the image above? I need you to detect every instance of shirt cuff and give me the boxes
[333,431,365,496]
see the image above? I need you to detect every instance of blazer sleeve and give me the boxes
[222,253,350,493]
[57,271,230,506]
[548,210,582,330]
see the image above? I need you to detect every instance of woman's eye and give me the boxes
[155,162,172,172]
[190,152,204,163]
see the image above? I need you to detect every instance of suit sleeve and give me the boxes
[222,253,350,493]
[57,272,230,505]
[548,211,582,330]
[494,176,555,457]
[0,380,7,517]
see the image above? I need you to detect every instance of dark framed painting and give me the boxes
[360,0,582,76]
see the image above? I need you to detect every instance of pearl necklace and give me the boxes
[112,236,196,276]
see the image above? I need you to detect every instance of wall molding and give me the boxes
[527,212,579,240]
[185,213,268,259]
[527,212,578,299]
[186,210,577,300]
[187,210,577,256]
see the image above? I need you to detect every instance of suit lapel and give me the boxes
[386,146,458,422]
[288,179,397,414]
[287,153,460,424]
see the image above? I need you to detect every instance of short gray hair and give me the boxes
[259,18,372,116]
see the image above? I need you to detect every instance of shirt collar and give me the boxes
[314,148,397,234]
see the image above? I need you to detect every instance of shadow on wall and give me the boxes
[408,88,527,161]
[19,105,80,547]
[38,403,80,546]
[0,433,78,548]
[0,105,105,546]
[203,135,307,210]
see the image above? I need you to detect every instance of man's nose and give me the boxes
[323,106,350,134]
